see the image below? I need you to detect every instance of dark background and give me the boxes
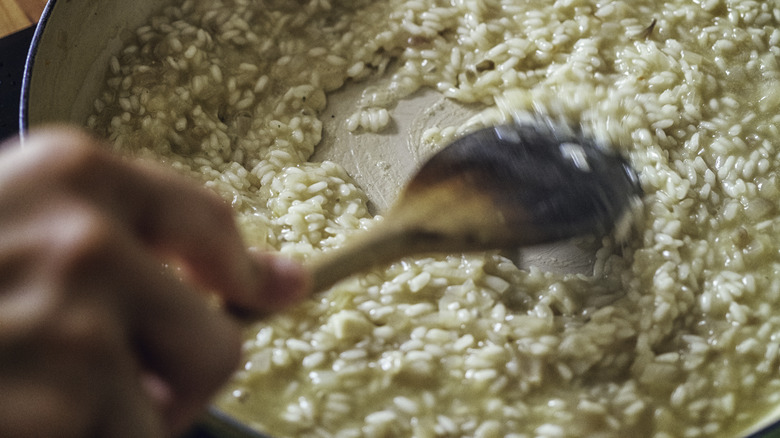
[0,26,33,143]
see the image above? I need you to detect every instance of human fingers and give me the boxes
[0,182,242,435]
[17,126,310,314]
[42,206,245,433]
[120,161,311,314]
[0,301,164,438]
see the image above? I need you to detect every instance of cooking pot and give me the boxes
[19,0,780,437]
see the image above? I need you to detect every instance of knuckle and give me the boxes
[44,141,106,183]
[48,207,119,273]
[27,127,104,172]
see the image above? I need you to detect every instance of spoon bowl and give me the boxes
[309,119,643,292]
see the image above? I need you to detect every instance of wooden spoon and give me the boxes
[308,120,643,292]
[192,120,643,438]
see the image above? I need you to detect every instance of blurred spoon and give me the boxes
[308,119,643,292]
[192,119,644,438]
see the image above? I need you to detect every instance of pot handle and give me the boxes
[0,26,35,143]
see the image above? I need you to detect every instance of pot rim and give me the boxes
[18,0,55,140]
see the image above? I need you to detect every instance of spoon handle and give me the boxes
[306,180,517,292]
[308,222,410,292]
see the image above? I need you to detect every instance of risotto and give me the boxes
[87,0,780,437]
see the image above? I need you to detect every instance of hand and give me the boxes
[0,127,308,437]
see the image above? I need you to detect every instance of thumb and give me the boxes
[220,250,311,317]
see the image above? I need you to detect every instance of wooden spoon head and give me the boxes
[399,121,643,249]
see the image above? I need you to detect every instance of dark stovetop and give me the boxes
[0,26,34,143]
